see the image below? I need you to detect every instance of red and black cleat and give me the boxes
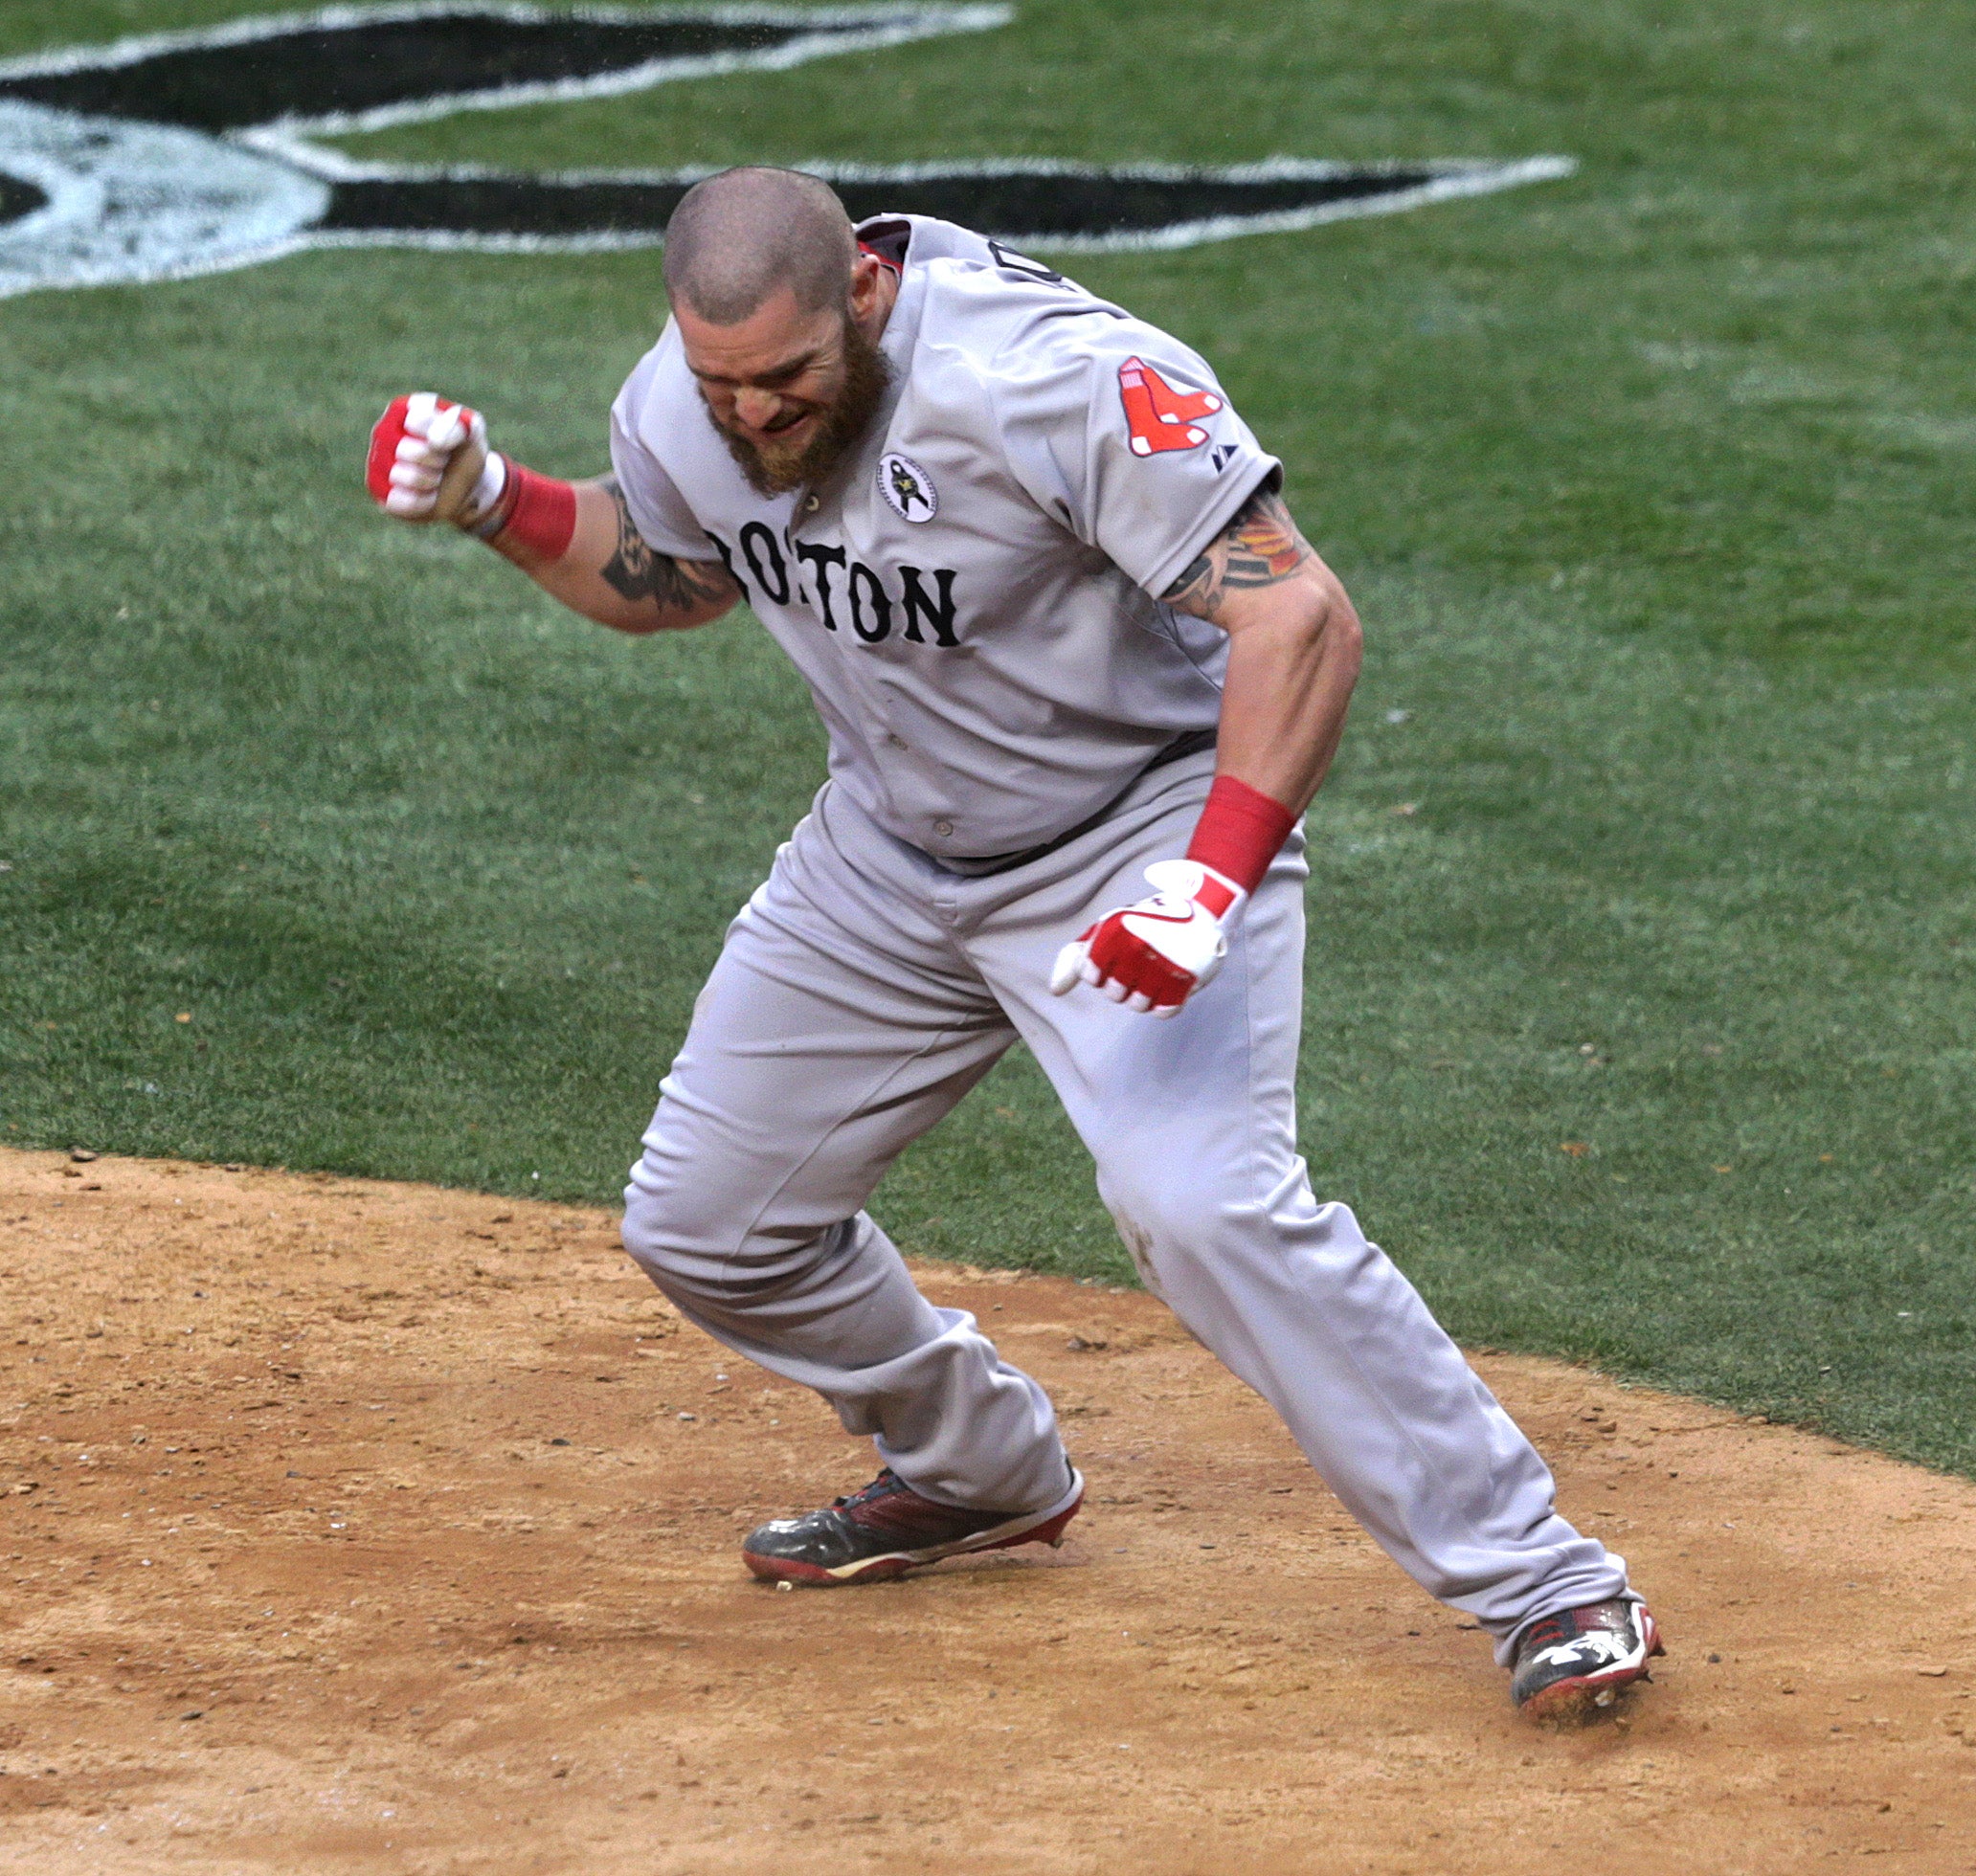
[1511,1598,1664,1724]
[741,1465,1085,1586]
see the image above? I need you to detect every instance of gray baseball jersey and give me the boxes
[608,213,1280,862]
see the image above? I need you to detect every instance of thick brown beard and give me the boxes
[709,313,893,499]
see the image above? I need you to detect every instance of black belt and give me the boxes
[931,728,1218,879]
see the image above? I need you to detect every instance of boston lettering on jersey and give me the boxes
[706,528,962,649]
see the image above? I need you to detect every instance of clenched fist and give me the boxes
[1049,859,1245,1017]
[366,391,507,529]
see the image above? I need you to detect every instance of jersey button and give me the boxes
[933,818,954,838]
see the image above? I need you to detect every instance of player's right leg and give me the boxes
[960,754,1650,1698]
[618,786,1074,1526]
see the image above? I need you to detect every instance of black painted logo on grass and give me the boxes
[0,4,1574,299]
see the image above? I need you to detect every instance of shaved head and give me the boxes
[663,167,857,325]
[664,167,899,497]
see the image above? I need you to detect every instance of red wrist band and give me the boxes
[1185,775,1297,897]
[484,456,577,560]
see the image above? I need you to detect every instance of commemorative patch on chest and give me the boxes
[879,453,938,523]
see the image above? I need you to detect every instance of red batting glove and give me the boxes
[1048,860,1244,1017]
[367,392,578,557]
[366,391,506,527]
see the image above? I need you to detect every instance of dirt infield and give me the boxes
[2,1149,1973,1873]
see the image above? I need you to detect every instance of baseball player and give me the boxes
[367,166,1661,1722]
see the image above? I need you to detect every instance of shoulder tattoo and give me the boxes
[599,479,736,614]
[1160,484,1313,622]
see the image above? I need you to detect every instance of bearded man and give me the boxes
[367,165,1662,1723]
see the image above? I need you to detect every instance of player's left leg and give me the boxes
[956,755,1646,1678]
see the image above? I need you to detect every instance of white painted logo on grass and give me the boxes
[0,100,330,298]
[0,5,1577,300]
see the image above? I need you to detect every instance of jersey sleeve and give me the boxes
[607,340,722,562]
[991,312,1282,600]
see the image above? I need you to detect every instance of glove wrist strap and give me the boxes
[460,451,507,531]
[1190,866,1242,919]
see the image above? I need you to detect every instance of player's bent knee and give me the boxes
[619,1208,759,1318]
[618,1179,738,1293]
[620,1179,856,1312]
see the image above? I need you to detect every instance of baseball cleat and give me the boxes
[741,1464,1084,1586]
[1510,1598,1664,1725]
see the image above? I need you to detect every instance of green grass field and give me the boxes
[5,1,1975,1472]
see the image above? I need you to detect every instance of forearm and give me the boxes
[487,475,738,635]
[1212,564,1362,815]
[1056,551,1360,1019]
[1161,481,1363,824]
[1050,559,1358,1018]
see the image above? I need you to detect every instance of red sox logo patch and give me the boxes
[1118,357,1224,457]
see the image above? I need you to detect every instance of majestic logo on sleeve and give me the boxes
[0,5,1576,301]
[1118,358,1224,457]
[879,453,938,523]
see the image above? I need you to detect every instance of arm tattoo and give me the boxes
[599,479,737,616]
[1160,484,1313,623]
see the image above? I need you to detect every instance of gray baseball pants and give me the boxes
[621,751,1628,1654]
